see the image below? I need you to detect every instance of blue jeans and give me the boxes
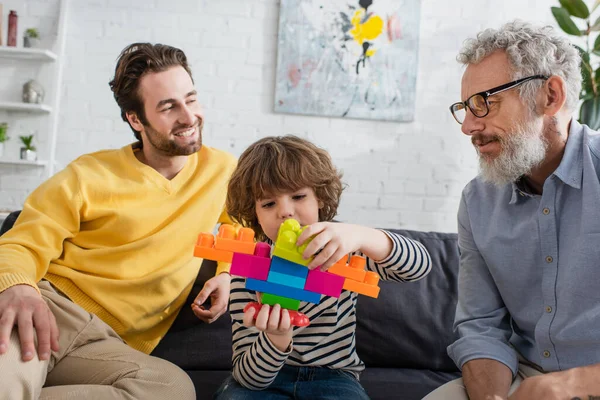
[213,365,371,400]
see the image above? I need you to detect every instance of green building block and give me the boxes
[261,293,301,311]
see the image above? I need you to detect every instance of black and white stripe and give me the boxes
[230,230,432,390]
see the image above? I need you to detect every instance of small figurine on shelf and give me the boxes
[19,134,37,161]
[24,28,40,48]
[0,123,9,159]
[22,80,45,104]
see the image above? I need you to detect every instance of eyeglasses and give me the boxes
[449,75,549,124]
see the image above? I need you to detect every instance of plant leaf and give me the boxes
[559,0,590,18]
[591,16,600,30]
[581,57,594,95]
[580,97,600,130]
[552,7,583,35]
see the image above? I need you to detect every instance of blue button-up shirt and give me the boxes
[448,120,600,375]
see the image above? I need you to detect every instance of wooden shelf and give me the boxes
[0,47,57,61]
[0,102,52,113]
[0,159,47,167]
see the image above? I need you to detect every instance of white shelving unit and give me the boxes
[0,0,69,172]
[0,47,57,61]
[0,101,52,113]
[0,159,47,166]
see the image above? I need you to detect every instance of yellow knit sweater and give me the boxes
[0,144,236,354]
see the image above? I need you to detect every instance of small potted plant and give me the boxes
[19,134,36,161]
[23,28,40,48]
[0,123,8,158]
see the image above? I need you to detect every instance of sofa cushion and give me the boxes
[355,229,460,372]
[150,258,233,370]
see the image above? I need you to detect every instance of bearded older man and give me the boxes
[424,21,600,400]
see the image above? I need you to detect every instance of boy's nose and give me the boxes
[278,206,294,219]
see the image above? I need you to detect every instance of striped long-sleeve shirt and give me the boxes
[229,230,432,390]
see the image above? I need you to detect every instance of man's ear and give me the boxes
[126,112,144,132]
[540,75,567,117]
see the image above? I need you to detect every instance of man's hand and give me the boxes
[191,272,231,323]
[0,284,59,362]
[509,366,600,400]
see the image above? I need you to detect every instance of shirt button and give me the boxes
[545,306,552,313]
[542,208,550,215]
[543,350,551,358]
[546,256,553,263]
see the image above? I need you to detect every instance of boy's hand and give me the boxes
[243,303,293,352]
[298,222,363,270]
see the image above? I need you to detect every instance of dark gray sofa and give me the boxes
[1,212,461,399]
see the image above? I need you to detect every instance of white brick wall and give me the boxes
[0,0,558,232]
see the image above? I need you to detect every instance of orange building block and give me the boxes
[343,271,380,298]
[328,255,366,282]
[193,232,234,263]
[214,225,256,255]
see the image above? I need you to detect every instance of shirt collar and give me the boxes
[509,118,584,204]
[553,118,583,190]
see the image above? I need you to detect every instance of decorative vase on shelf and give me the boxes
[23,28,40,48]
[19,135,37,162]
[23,36,40,48]
[7,10,17,47]
[22,80,45,104]
[20,148,37,161]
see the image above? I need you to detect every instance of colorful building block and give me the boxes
[267,271,306,289]
[342,271,380,298]
[244,302,309,327]
[260,293,300,311]
[245,278,321,303]
[328,255,367,282]
[272,219,312,266]
[193,232,234,263]
[269,256,309,279]
[214,224,256,255]
[304,268,345,298]
[230,242,271,281]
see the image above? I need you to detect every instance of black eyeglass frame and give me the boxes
[449,74,549,124]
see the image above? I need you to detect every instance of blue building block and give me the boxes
[245,278,321,303]
[267,271,306,289]
[269,256,308,279]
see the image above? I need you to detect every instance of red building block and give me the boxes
[243,301,310,327]
[304,268,345,298]
[230,242,271,281]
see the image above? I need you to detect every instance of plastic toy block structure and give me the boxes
[193,219,381,326]
[194,224,256,263]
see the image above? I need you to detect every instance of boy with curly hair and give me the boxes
[215,135,432,399]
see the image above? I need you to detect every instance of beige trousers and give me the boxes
[0,281,195,400]
[423,363,543,399]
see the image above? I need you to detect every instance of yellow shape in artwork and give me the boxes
[350,9,384,45]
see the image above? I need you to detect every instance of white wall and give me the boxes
[0,0,559,232]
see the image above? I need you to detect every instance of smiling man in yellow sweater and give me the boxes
[0,43,235,399]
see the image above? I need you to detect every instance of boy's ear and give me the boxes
[318,200,324,209]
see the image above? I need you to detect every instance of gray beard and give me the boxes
[477,118,548,186]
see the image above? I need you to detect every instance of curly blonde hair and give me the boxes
[226,136,344,242]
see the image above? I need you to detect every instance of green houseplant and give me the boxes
[23,28,40,48]
[19,134,37,161]
[552,0,600,129]
[0,123,8,158]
